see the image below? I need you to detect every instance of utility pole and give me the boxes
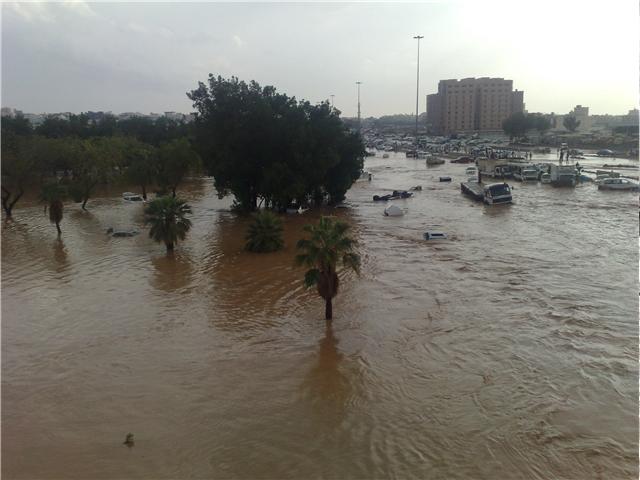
[356,81,362,131]
[413,35,423,147]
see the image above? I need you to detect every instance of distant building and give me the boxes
[426,77,524,135]
[164,111,184,121]
[1,107,16,117]
[23,113,45,126]
[566,105,591,132]
[118,112,145,120]
[591,109,639,132]
[620,108,639,127]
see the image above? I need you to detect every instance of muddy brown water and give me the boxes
[2,154,638,479]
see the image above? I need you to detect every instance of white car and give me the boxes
[597,178,639,191]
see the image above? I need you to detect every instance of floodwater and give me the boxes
[2,153,638,479]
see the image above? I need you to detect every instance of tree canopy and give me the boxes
[156,138,201,197]
[502,112,552,139]
[502,112,530,139]
[1,117,200,216]
[563,115,581,133]
[187,75,364,211]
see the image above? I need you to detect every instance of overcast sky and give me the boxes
[2,1,638,117]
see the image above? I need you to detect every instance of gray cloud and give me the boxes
[2,1,638,116]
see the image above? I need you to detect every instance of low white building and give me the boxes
[164,111,184,121]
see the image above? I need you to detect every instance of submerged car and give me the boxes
[597,178,639,191]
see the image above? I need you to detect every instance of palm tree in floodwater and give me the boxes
[245,210,284,252]
[144,196,192,253]
[295,216,360,321]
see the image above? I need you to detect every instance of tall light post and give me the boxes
[356,81,362,131]
[413,35,424,146]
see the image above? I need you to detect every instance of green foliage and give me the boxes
[1,134,53,216]
[2,114,33,136]
[529,114,551,135]
[502,112,552,139]
[187,75,364,211]
[35,115,78,138]
[116,116,191,146]
[2,113,198,215]
[502,112,529,139]
[156,138,201,197]
[245,210,284,253]
[295,216,360,319]
[123,138,157,199]
[30,113,191,144]
[65,137,123,209]
[40,181,67,204]
[144,196,193,252]
[563,115,581,133]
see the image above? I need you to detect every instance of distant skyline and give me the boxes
[2,1,638,117]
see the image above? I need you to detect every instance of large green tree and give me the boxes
[295,216,360,321]
[563,115,581,133]
[2,114,33,136]
[502,112,530,140]
[117,116,191,146]
[156,138,201,197]
[1,134,32,217]
[1,134,54,217]
[67,137,122,210]
[528,114,551,136]
[124,138,157,200]
[187,75,364,212]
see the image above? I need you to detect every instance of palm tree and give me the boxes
[144,196,192,252]
[295,216,360,321]
[245,210,284,252]
[40,182,66,235]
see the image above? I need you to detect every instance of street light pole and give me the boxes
[356,81,362,131]
[413,35,424,147]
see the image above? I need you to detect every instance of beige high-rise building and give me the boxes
[427,77,524,135]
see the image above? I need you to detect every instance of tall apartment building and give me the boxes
[426,77,524,135]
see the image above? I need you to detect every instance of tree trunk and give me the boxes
[325,297,333,320]
[2,195,12,218]
[55,221,61,235]
[9,188,24,214]
[142,185,147,201]
[1,186,23,218]
[82,197,88,210]
[166,241,174,252]
[172,187,176,198]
